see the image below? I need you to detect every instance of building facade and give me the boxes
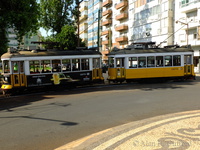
[175,0,200,73]
[7,28,41,50]
[132,0,174,47]
[87,0,102,49]
[85,0,200,72]
[79,1,89,46]
[101,0,135,63]
[7,28,18,49]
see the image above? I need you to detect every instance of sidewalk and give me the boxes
[55,110,200,150]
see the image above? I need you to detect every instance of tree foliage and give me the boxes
[56,25,85,50]
[40,0,74,35]
[42,25,85,50]
[0,0,40,54]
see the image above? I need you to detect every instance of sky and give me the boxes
[39,27,51,37]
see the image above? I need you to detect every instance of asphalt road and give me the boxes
[0,78,200,150]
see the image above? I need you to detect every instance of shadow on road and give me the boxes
[0,76,199,112]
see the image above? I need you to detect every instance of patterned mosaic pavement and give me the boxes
[56,110,200,150]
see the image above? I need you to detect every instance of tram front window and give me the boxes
[108,57,114,68]
[13,62,19,73]
[93,58,100,68]
[3,60,10,73]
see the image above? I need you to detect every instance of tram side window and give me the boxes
[52,59,61,72]
[129,57,137,68]
[164,56,172,66]
[156,56,163,67]
[81,59,89,70]
[62,59,71,71]
[3,60,10,73]
[173,55,181,66]
[29,60,40,73]
[41,60,51,73]
[147,56,155,67]
[138,57,146,68]
[72,59,80,71]
[93,58,100,68]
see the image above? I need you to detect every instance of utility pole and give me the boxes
[76,0,84,47]
[97,9,101,51]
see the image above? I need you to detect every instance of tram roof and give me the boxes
[1,49,101,59]
[107,47,194,56]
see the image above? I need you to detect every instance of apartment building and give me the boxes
[7,28,18,49]
[101,0,134,63]
[175,0,200,73]
[7,28,41,50]
[132,0,174,47]
[79,1,89,46]
[87,0,102,49]
[22,32,41,50]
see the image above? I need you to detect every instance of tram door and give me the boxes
[116,58,125,79]
[11,61,26,87]
[184,55,193,75]
[92,58,102,80]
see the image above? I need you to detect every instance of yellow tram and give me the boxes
[107,42,195,83]
[1,48,104,95]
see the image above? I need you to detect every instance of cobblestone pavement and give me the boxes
[56,110,200,150]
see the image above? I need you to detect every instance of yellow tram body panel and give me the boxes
[126,67,184,79]
[108,65,195,80]
[1,84,13,90]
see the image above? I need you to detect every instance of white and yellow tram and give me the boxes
[1,48,104,95]
[107,42,195,83]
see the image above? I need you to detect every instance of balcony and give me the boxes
[80,6,88,12]
[180,0,199,13]
[79,15,87,22]
[102,9,112,16]
[115,36,128,42]
[101,30,109,36]
[102,0,112,7]
[115,1,128,10]
[115,13,128,20]
[115,24,128,31]
[102,19,112,26]
[102,40,109,45]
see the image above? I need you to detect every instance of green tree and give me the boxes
[56,25,85,50]
[0,0,40,54]
[40,0,74,35]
